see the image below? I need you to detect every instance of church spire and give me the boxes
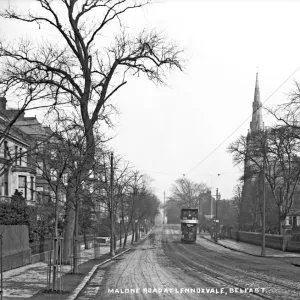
[250,72,264,133]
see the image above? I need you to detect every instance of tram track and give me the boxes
[162,227,299,300]
[189,238,300,293]
[168,226,300,293]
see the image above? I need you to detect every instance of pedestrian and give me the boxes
[149,233,156,247]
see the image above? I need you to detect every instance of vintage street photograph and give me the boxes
[0,0,300,299]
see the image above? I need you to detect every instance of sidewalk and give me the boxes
[200,233,300,266]
[2,233,149,300]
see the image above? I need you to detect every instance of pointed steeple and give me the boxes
[250,72,264,133]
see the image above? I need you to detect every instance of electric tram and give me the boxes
[180,208,198,243]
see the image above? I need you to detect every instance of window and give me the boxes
[50,169,57,181]
[297,216,300,226]
[61,193,66,203]
[58,191,66,203]
[4,141,8,159]
[0,142,3,157]
[95,202,101,212]
[30,177,34,200]
[4,169,8,196]
[19,148,22,166]
[15,146,18,165]
[22,152,27,167]
[18,176,27,199]
[62,173,68,185]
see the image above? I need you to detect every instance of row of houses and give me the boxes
[0,96,112,226]
[0,97,53,205]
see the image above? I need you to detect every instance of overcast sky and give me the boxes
[2,0,300,201]
[109,0,300,201]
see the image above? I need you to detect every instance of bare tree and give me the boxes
[169,177,209,208]
[0,0,184,262]
[34,133,70,290]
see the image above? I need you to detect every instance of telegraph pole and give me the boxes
[110,152,115,257]
[198,193,201,233]
[215,188,219,243]
[215,188,219,221]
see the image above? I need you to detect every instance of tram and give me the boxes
[180,208,198,243]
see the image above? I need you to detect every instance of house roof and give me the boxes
[14,117,49,138]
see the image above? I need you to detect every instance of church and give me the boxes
[241,73,300,232]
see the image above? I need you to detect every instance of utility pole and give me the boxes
[210,190,213,219]
[163,191,165,224]
[215,188,219,243]
[261,132,266,256]
[216,188,219,220]
[110,152,115,257]
[198,194,201,233]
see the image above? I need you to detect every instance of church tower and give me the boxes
[240,73,265,229]
[245,72,264,174]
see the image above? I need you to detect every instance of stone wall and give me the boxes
[230,230,300,252]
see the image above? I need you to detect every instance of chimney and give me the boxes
[0,97,7,111]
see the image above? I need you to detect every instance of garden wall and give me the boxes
[230,230,300,252]
[0,225,31,271]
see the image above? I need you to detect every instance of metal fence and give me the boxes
[30,235,95,256]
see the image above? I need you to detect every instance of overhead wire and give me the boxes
[185,66,300,175]
[134,67,300,179]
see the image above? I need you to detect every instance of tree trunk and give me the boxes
[113,232,116,251]
[122,220,131,249]
[131,222,135,245]
[278,206,282,234]
[62,129,95,263]
[73,202,79,273]
[62,200,75,264]
[281,219,289,251]
[83,231,88,249]
[51,189,60,289]
[123,232,128,249]
[135,222,138,242]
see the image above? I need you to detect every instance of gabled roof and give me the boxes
[14,117,49,138]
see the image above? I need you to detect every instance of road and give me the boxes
[78,224,300,300]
